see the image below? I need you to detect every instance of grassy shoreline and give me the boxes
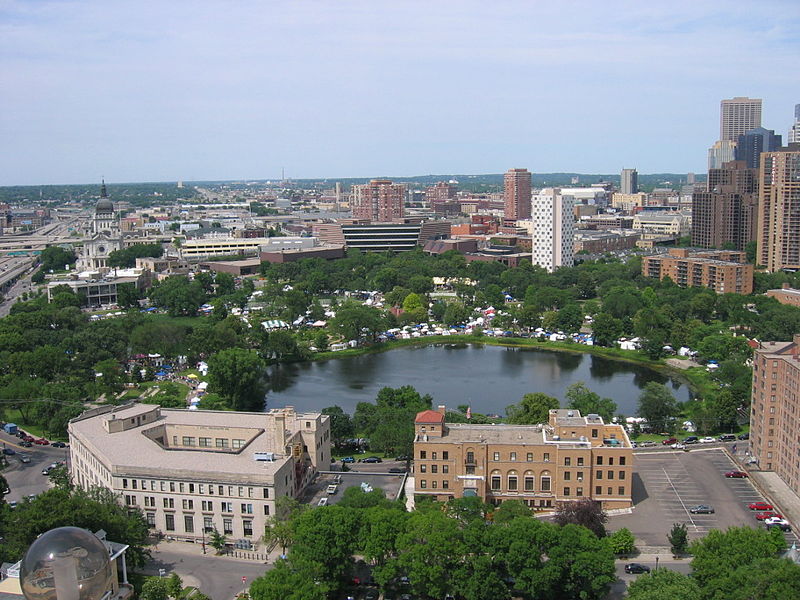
[313,334,699,397]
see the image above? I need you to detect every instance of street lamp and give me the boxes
[201,526,212,554]
[655,556,659,570]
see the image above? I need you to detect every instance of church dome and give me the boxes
[96,198,114,213]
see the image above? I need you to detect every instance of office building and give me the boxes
[351,179,406,222]
[530,188,574,272]
[735,127,782,169]
[611,192,648,212]
[708,139,736,170]
[620,168,638,195]
[756,144,800,272]
[691,160,758,250]
[312,220,450,252]
[68,403,330,544]
[720,97,762,142]
[750,336,800,497]
[788,104,799,144]
[503,168,532,223]
[641,248,753,294]
[412,406,633,510]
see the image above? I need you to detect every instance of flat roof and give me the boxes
[70,404,320,482]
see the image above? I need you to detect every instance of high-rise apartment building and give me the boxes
[351,179,406,222]
[720,97,762,142]
[530,188,574,272]
[756,144,800,272]
[620,168,638,195]
[789,104,800,144]
[642,248,753,295]
[691,160,758,250]
[735,127,782,169]
[750,336,800,496]
[503,168,532,223]
[425,181,457,206]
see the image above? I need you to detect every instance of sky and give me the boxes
[1,0,799,186]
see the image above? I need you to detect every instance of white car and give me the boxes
[317,497,328,507]
[699,437,716,443]
[671,443,686,450]
[764,517,789,526]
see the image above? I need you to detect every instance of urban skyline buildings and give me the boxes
[351,179,406,222]
[735,127,782,169]
[530,188,575,272]
[790,104,800,144]
[756,144,800,272]
[503,168,532,224]
[620,168,638,195]
[720,97,763,142]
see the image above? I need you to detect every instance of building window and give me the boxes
[223,518,233,535]
[204,516,213,531]
[165,514,175,531]
[442,465,449,474]
[199,437,211,447]
[595,486,602,495]
[243,520,253,536]
[122,479,128,489]
[232,439,245,449]
[596,456,603,465]
[541,476,551,492]
[263,487,270,499]
[442,480,449,489]
[241,503,253,514]
[163,498,174,508]
[619,471,626,480]
[182,499,194,510]
[466,466,475,475]
[607,471,614,479]
[170,482,176,492]
[577,457,584,466]
[510,452,517,461]
[420,480,427,489]
[431,465,438,473]
[543,453,550,462]
[264,505,270,515]
[527,452,534,462]
[442,451,449,460]
[432,481,438,489]
[609,457,614,466]
[493,452,500,461]
[182,436,195,446]
[591,428,598,437]
[221,502,233,513]
[563,487,570,496]
[215,438,229,449]
[607,487,612,495]
[564,472,571,481]
[146,513,156,527]
[432,452,437,460]
[619,456,626,466]
[564,457,571,466]
[466,451,475,463]
[508,474,518,491]
[618,486,625,495]
[491,474,501,491]
[202,500,213,511]
[524,475,534,491]
[576,487,583,497]
[184,515,194,533]
[420,464,427,473]
[420,450,427,459]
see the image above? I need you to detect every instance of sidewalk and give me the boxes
[152,538,283,563]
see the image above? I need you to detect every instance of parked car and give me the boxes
[341,457,355,463]
[662,438,678,445]
[327,485,338,494]
[34,438,49,445]
[361,457,382,463]
[42,463,58,476]
[8,501,17,509]
[395,455,411,462]
[719,434,737,441]
[725,471,748,478]
[738,432,750,440]
[18,454,30,463]
[689,504,715,514]
[20,440,32,447]
[51,441,67,448]
[755,511,782,521]
[22,435,34,443]
[671,443,686,450]
[748,502,774,511]
[388,467,408,473]
[624,563,651,574]
[317,497,328,507]
[766,521,792,532]
[683,436,699,444]
[699,437,716,443]
[3,448,15,456]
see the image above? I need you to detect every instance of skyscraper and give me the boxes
[720,97,762,142]
[756,144,800,272]
[691,160,758,250]
[503,168,532,223]
[789,104,800,144]
[351,179,406,222]
[620,168,638,194]
[530,188,574,272]
[735,127,782,169]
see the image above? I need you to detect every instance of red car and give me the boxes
[22,435,34,443]
[34,438,49,445]
[662,438,678,445]
[725,471,748,478]
[755,512,782,521]
[748,502,774,511]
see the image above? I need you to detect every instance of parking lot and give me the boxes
[1,431,70,503]
[611,447,797,547]
[302,467,408,507]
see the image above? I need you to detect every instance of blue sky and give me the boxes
[1,0,798,185]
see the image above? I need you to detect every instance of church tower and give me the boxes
[93,179,116,235]
[77,180,123,272]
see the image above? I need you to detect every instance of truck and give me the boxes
[3,423,18,435]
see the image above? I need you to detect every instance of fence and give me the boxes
[223,548,270,562]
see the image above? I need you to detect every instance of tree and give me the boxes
[330,302,387,341]
[554,498,607,538]
[506,392,559,425]
[401,293,427,324]
[47,464,71,490]
[626,569,701,600]
[590,312,623,347]
[555,302,584,333]
[140,577,170,600]
[264,517,294,556]
[746,240,757,263]
[39,245,77,272]
[710,557,800,600]
[207,348,267,411]
[116,282,141,308]
[108,243,163,268]
[249,559,326,600]
[564,382,617,422]
[668,522,688,556]
[491,499,530,524]
[608,527,635,555]
[546,523,616,600]
[321,406,354,446]
[707,389,740,432]
[149,276,206,316]
[0,474,8,499]
[209,528,227,554]
[337,486,392,509]
[443,302,471,326]
[637,383,679,432]
[166,572,183,599]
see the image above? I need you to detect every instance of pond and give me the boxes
[264,343,691,417]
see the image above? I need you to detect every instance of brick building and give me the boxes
[351,179,406,222]
[503,168,532,224]
[413,407,633,510]
[641,248,753,294]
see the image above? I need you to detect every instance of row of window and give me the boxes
[173,436,246,449]
[148,513,254,537]
[128,496,269,516]
[121,479,270,499]
[419,449,627,466]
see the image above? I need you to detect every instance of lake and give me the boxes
[264,343,691,417]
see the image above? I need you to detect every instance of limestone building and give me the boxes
[412,407,633,510]
[77,182,123,272]
[69,404,330,544]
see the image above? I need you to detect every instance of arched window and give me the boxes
[507,470,518,491]
[524,471,535,491]
[490,470,501,491]
[540,470,552,492]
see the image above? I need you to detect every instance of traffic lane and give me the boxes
[610,449,778,546]
[2,433,69,502]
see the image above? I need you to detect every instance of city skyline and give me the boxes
[1,0,799,185]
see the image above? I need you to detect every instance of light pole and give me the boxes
[655,556,659,570]
[201,526,212,555]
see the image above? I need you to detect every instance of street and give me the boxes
[1,430,70,502]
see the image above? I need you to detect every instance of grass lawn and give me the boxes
[2,408,57,440]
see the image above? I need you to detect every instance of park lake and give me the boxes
[264,343,691,417]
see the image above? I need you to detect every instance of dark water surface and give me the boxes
[264,344,691,416]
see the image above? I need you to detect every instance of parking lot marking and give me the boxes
[662,467,699,531]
